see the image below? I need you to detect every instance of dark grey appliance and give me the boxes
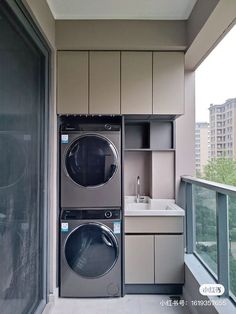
[60,209,122,298]
[60,123,121,208]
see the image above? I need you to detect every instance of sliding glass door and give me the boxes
[0,1,49,313]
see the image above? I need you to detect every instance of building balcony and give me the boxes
[1,0,236,314]
[179,176,236,313]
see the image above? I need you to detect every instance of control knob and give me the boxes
[105,124,112,130]
[105,211,112,218]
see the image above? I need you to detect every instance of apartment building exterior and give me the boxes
[195,122,210,174]
[209,98,236,159]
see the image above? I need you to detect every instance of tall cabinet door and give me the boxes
[153,52,184,115]
[57,51,88,114]
[125,235,154,284]
[155,235,184,284]
[89,52,120,114]
[121,52,152,114]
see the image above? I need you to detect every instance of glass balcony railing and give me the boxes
[182,176,236,303]
[194,185,217,276]
[229,196,236,297]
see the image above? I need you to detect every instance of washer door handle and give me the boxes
[102,233,113,247]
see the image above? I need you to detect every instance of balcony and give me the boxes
[180,176,236,312]
[1,0,236,314]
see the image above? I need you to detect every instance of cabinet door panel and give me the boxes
[89,52,120,114]
[155,235,184,284]
[153,52,184,115]
[125,217,183,234]
[125,235,154,284]
[151,151,175,199]
[57,51,88,114]
[121,52,152,114]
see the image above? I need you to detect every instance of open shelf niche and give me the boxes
[124,117,175,199]
[124,118,174,151]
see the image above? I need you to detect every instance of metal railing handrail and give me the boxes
[181,175,236,197]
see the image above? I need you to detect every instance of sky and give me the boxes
[195,24,236,122]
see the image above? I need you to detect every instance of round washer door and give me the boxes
[65,135,118,187]
[65,223,119,278]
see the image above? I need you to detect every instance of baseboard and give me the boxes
[42,300,54,314]
[125,284,183,295]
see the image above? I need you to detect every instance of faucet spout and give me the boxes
[136,176,140,203]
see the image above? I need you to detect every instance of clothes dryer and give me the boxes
[60,123,121,208]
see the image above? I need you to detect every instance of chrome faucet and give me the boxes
[136,176,140,203]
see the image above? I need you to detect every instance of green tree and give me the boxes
[202,157,236,233]
[202,157,236,185]
[201,157,236,295]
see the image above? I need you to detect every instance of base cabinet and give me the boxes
[125,233,184,284]
[125,235,154,284]
[155,235,184,284]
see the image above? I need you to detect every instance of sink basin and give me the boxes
[125,196,185,216]
[127,203,150,210]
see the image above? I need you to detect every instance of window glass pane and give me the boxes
[193,185,217,276]
[228,196,236,298]
[0,4,46,314]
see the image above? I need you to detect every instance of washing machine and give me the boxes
[60,208,122,297]
[60,122,121,208]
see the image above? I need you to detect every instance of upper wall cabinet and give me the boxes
[57,51,185,116]
[121,52,152,114]
[89,52,120,114]
[57,51,88,114]
[153,52,184,115]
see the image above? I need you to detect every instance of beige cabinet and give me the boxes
[57,51,88,114]
[125,235,154,284]
[121,52,152,114]
[125,216,184,285]
[89,52,120,114]
[155,235,184,284]
[153,52,184,115]
[125,216,184,234]
[57,50,184,115]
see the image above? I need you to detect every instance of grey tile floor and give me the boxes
[51,295,189,314]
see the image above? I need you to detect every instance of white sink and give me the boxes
[127,203,149,210]
[125,196,185,216]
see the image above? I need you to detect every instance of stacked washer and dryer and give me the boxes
[59,117,122,298]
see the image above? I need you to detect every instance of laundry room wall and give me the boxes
[22,2,196,299]
[54,20,195,298]
[55,20,187,50]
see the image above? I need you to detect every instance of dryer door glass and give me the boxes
[65,223,119,278]
[65,135,118,187]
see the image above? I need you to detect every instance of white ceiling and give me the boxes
[47,0,197,20]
